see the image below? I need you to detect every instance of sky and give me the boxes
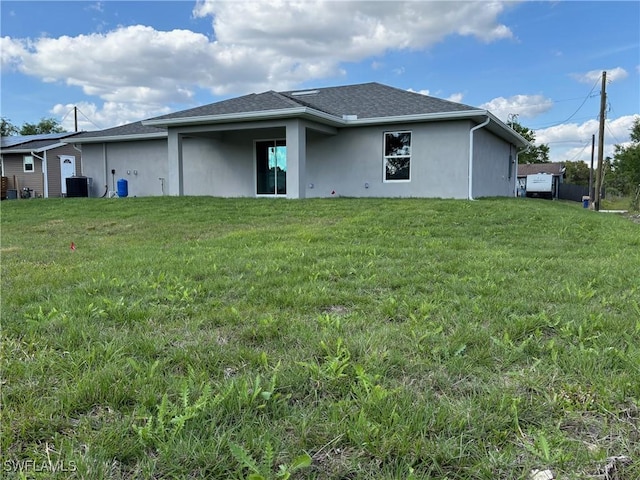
[1,0,639,163]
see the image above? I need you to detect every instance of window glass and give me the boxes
[384,132,411,181]
[24,156,34,173]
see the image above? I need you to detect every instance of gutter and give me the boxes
[71,132,167,144]
[141,107,528,149]
[468,115,491,201]
[143,107,343,128]
[142,107,492,129]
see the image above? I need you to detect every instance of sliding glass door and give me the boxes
[256,140,286,196]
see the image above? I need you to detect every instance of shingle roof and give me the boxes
[72,121,165,140]
[280,83,477,118]
[0,132,81,151]
[146,83,478,123]
[517,163,565,176]
[148,91,302,121]
[73,82,527,148]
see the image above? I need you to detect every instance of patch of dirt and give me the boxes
[321,305,350,315]
[592,456,633,480]
[624,212,640,224]
[311,446,369,479]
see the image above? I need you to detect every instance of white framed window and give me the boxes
[383,131,411,181]
[23,155,34,173]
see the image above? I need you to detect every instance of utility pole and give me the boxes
[594,71,606,211]
[74,106,78,132]
[589,134,595,205]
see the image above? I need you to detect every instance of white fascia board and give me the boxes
[349,109,528,148]
[0,148,34,154]
[342,109,489,126]
[142,107,343,128]
[343,109,528,147]
[70,132,168,144]
[142,108,486,129]
[141,106,529,148]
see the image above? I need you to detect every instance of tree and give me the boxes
[608,117,640,196]
[563,160,591,186]
[1,117,19,136]
[508,121,550,164]
[19,117,66,135]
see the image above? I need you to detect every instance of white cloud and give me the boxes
[1,36,28,69]
[571,67,628,85]
[447,93,464,103]
[14,26,210,105]
[86,2,104,13]
[3,1,515,127]
[480,94,554,122]
[535,114,639,163]
[407,89,464,104]
[193,0,513,52]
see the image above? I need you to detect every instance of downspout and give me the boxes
[468,116,490,200]
[73,143,82,175]
[31,151,47,198]
[514,146,529,196]
[103,143,108,194]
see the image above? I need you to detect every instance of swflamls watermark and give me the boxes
[3,442,77,474]
[3,458,78,473]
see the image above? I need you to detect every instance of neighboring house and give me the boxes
[517,163,565,199]
[73,82,529,199]
[1,132,83,198]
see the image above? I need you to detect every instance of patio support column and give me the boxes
[167,130,184,196]
[285,120,306,199]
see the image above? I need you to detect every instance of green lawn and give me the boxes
[1,197,638,479]
[601,194,638,212]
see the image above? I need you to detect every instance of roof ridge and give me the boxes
[277,89,338,116]
[268,90,307,109]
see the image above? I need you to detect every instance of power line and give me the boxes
[75,107,103,130]
[605,120,623,145]
[529,76,602,130]
[59,107,74,124]
[57,105,103,131]
[567,140,591,161]
[532,115,597,130]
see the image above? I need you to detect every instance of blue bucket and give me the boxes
[117,178,128,198]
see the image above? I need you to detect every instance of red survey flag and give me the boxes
[70,242,76,251]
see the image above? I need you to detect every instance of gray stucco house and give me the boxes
[73,82,528,199]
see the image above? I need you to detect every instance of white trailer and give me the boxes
[526,173,554,199]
